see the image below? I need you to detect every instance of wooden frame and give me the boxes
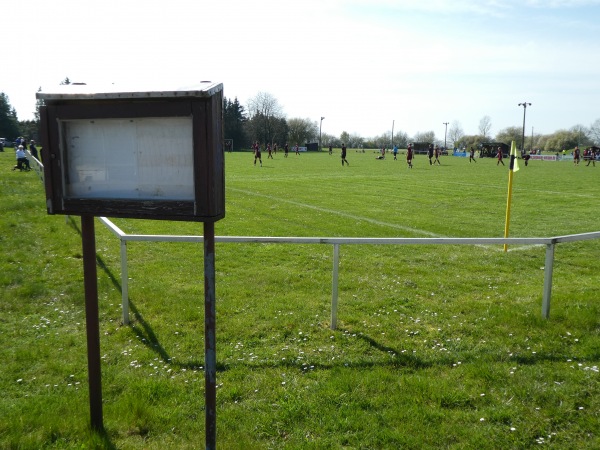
[38,83,224,222]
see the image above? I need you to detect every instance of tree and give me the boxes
[570,124,592,147]
[0,93,20,140]
[349,133,364,149]
[321,132,339,148]
[340,131,350,147]
[393,131,409,149]
[542,129,583,153]
[223,96,248,150]
[589,118,600,145]
[60,77,71,85]
[448,121,465,149]
[478,115,492,139]
[494,126,523,146]
[287,118,317,146]
[246,92,285,144]
[413,131,436,143]
[455,134,486,151]
[372,132,392,149]
[271,117,289,147]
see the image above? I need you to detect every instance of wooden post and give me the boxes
[204,221,217,449]
[81,215,104,431]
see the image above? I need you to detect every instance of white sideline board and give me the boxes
[62,117,194,200]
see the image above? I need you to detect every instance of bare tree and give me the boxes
[413,131,436,143]
[479,115,492,139]
[246,92,285,144]
[589,118,600,145]
[287,117,318,146]
[340,131,350,147]
[448,121,465,148]
[349,133,364,149]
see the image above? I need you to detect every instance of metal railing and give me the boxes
[98,217,600,329]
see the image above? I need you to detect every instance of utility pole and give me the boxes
[443,122,449,150]
[518,102,531,154]
[319,116,325,152]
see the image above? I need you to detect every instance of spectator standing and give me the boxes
[29,140,39,160]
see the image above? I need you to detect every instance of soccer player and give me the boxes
[341,143,349,166]
[427,144,434,165]
[497,147,505,166]
[393,144,398,160]
[329,144,333,155]
[284,143,289,158]
[586,148,596,167]
[406,143,413,169]
[267,143,273,159]
[574,146,580,165]
[469,146,477,163]
[295,144,300,155]
[433,145,441,165]
[253,141,262,167]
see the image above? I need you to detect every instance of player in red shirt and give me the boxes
[497,147,505,166]
[406,143,414,169]
[433,145,441,165]
[253,141,262,167]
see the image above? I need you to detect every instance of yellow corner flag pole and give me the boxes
[504,141,519,252]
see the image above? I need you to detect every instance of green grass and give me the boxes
[1,149,599,448]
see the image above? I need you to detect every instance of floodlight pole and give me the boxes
[443,122,449,150]
[319,117,325,152]
[518,102,531,154]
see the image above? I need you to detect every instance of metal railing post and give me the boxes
[121,239,130,324]
[542,243,555,319]
[331,243,340,330]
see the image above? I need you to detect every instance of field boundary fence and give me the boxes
[31,157,599,329]
[97,217,600,329]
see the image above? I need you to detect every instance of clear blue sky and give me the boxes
[4,0,600,140]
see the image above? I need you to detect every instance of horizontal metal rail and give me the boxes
[97,217,600,327]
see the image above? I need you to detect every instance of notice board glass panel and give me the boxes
[62,117,194,200]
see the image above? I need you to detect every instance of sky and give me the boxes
[3,0,600,140]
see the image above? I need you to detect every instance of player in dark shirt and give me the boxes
[341,143,349,166]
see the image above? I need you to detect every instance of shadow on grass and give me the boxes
[91,428,117,450]
[67,216,592,374]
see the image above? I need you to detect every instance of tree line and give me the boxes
[2,86,600,153]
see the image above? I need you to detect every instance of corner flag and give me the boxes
[509,141,520,172]
[504,141,519,251]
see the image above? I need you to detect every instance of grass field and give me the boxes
[1,148,600,449]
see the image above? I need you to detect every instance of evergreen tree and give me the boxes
[0,93,20,140]
[223,96,248,150]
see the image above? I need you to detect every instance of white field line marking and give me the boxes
[230,188,540,252]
